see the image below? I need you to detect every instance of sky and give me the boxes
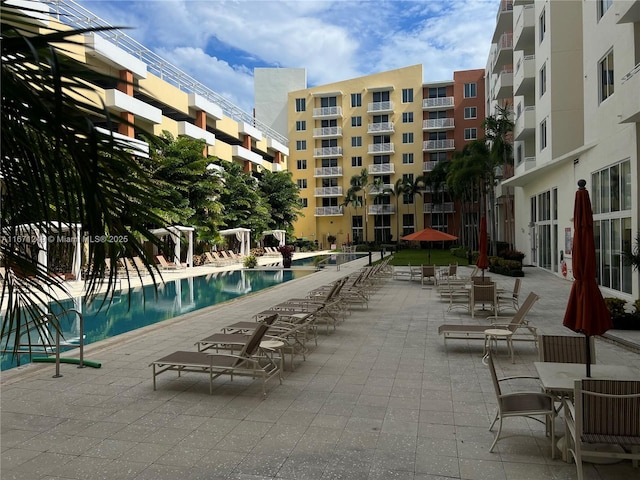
[76,0,498,114]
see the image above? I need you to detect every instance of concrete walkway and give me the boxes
[2,259,639,480]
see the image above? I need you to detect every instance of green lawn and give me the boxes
[384,248,470,267]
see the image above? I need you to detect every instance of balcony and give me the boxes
[368,183,393,195]
[423,139,455,151]
[312,106,343,118]
[422,118,455,130]
[315,206,343,216]
[494,67,513,100]
[492,0,514,43]
[492,32,513,72]
[313,126,343,138]
[367,143,395,154]
[619,63,640,123]
[514,4,535,50]
[423,97,454,110]
[314,166,343,177]
[368,205,395,215]
[367,101,394,114]
[367,122,395,134]
[514,105,535,140]
[514,53,535,96]
[177,122,216,146]
[616,0,640,23]
[104,89,162,124]
[424,202,455,214]
[314,146,343,158]
[368,163,395,175]
[232,145,263,165]
[314,186,343,197]
[423,160,444,172]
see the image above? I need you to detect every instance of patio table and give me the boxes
[534,362,638,395]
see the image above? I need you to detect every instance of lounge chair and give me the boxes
[438,292,540,347]
[195,314,279,353]
[470,282,497,318]
[155,255,182,270]
[438,263,458,282]
[150,320,281,397]
[564,379,640,479]
[421,265,437,286]
[497,278,521,313]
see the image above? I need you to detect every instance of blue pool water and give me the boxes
[1,269,314,370]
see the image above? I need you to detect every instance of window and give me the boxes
[598,0,613,19]
[428,87,446,98]
[464,107,477,119]
[351,156,362,167]
[320,96,337,108]
[539,8,546,43]
[402,112,414,123]
[296,140,306,150]
[351,116,362,127]
[351,136,362,147]
[351,93,362,107]
[464,128,477,140]
[430,152,447,161]
[599,50,614,103]
[299,198,308,208]
[373,91,390,102]
[296,159,307,170]
[295,120,306,131]
[402,215,414,236]
[516,145,523,166]
[402,132,414,144]
[539,63,547,97]
[295,98,306,112]
[464,83,477,98]
[402,153,414,164]
[540,119,547,150]
[297,179,307,189]
[402,88,414,103]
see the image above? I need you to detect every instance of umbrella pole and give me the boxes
[586,335,591,378]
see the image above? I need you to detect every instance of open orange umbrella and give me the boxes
[401,227,457,263]
[562,180,612,377]
[477,216,489,276]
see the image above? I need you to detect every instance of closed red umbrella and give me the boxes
[401,227,457,263]
[477,216,489,276]
[563,180,612,377]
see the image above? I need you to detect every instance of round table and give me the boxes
[260,340,285,378]
[483,328,514,363]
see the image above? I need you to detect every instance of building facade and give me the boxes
[287,65,485,248]
[491,0,640,299]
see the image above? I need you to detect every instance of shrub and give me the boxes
[243,255,258,268]
[603,297,628,318]
[500,249,526,262]
[450,246,469,259]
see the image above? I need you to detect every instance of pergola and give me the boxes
[261,229,286,247]
[5,222,83,280]
[150,225,195,267]
[219,228,251,256]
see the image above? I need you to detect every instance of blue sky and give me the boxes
[77,0,498,113]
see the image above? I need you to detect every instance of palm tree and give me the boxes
[345,168,369,244]
[341,189,361,244]
[1,3,170,357]
[404,175,428,233]
[384,178,409,242]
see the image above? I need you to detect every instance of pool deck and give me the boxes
[2,257,640,480]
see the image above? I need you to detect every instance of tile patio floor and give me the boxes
[2,257,639,479]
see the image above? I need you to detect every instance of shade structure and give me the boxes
[476,216,489,274]
[562,180,612,377]
[150,225,195,267]
[401,227,458,263]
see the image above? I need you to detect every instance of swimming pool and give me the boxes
[1,268,314,370]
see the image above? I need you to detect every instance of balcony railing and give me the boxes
[367,163,395,174]
[368,183,393,195]
[315,206,343,216]
[312,106,343,118]
[314,186,343,197]
[422,118,455,130]
[368,205,395,215]
[423,139,455,151]
[422,97,454,109]
[367,122,394,134]
[313,126,342,138]
[424,202,455,213]
[314,146,343,157]
[367,101,394,113]
[423,160,441,172]
[314,166,343,177]
[367,143,394,154]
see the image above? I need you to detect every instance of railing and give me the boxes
[313,126,342,137]
[368,184,393,195]
[314,166,343,177]
[46,0,288,145]
[367,101,394,112]
[314,146,343,157]
[367,143,394,154]
[423,97,454,109]
[424,202,455,213]
[314,187,343,197]
[368,205,394,215]
[367,122,394,133]
[423,160,440,172]
[423,118,454,130]
[315,206,343,216]
[622,62,640,84]
[312,106,343,117]
[367,163,395,174]
[423,139,455,151]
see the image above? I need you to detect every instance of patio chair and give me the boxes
[471,275,492,284]
[155,255,182,270]
[421,265,437,286]
[132,256,152,276]
[485,352,556,457]
[470,282,497,318]
[195,314,279,353]
[150,320,281,397]
[538,334,595,365]
[438,263,458,282]
[564,379,640,480]
[497,278,521,313]
[438,292,540,347]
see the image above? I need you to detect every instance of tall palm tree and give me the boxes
[346,168,369,244]
[384,178,409,242]
[1,3,170,356]
[404,175,428,233]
